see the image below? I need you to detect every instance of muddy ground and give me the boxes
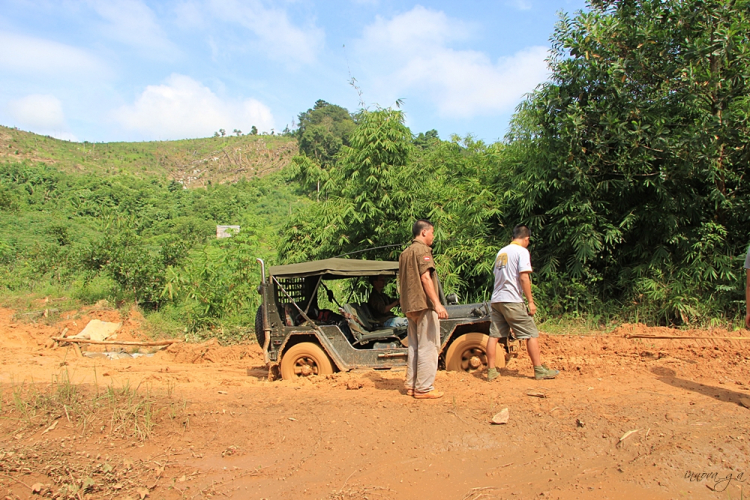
[0,305,748,500]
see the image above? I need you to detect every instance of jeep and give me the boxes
[255,257,518,380]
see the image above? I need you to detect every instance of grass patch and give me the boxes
[538,316,621,336]
[142,304,187,339]
[0,369,186,441]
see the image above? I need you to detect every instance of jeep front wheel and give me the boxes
[280,343,334,380]
[445,333,503,373]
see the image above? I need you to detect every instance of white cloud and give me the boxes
[86,0,179,57]
[113,74,274,140]
[6,94,78,141]
[173,1,205,29]
[505,0,533,10]
[354,6,549,118]
[362,6,470,51]
[0,31,109,78]
[206,0,324,66]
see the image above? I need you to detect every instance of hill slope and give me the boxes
[0,125,297,187]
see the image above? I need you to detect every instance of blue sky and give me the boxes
[0,0,588,143]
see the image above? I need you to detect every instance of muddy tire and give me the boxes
[445,333,504,372]
[254,306,266,347]
[280,342,334,380]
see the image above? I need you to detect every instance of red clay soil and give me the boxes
[0,306,749,500]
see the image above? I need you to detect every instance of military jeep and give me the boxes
[255,257,518,380]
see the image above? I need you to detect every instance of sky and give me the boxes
[0,0,589,144]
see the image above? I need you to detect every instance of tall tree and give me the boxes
[505,0,750,322]
[296,100,356,167]
[280,110,503,302]
[281,108,416,262]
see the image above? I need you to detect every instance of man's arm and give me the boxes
[519,272,537,316]
[420,271,448,319]
[745,269,750,329]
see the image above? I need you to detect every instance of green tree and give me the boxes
[504,0,750,323]
[281,108,416,261]
[296,100,356,167]
[413,129,440,149]
[280,110,503,303]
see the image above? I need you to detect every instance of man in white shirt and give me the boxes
[486,225,558,381]
[745,247,750,329]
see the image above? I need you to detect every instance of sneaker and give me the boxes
[413,390,444,400]
[487,367,499,382]
[534,365,559,380]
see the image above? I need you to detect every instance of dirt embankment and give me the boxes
[0,306,748,499]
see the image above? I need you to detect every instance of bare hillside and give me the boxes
[0,125,298,187]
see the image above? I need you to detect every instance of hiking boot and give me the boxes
[534,365,559,380]
[487,367,499,382]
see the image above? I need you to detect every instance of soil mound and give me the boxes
[166,338,261,364]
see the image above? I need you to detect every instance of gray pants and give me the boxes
[405,309,440,393]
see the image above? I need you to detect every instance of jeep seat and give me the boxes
[341,303,403,345]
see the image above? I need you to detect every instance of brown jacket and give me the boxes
[398,240,439,314]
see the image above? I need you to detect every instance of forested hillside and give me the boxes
[0,159,306,335]
[1,0,748,338]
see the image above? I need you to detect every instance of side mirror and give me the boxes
[446,293,459,305]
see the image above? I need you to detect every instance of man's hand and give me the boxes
[519,272,536,316]
[435,304,449,320]
[420,270,447,318]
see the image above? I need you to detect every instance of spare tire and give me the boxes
[254,305,266,347]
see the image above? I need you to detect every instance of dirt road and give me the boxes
[0,305,748,499]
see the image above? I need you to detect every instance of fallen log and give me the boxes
[625,334,750,340]
[52,337,181,346]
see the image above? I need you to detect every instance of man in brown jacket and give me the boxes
[399,219,448,399]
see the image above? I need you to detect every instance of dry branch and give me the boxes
[53,337,181,346]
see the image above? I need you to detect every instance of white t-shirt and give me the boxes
[745,247,750,270]
[491,243,533,303]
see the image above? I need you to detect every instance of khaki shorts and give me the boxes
[489,302,539,340]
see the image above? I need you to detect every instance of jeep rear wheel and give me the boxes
[445,333,504,373]
[280,342,334,380]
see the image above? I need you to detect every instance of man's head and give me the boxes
[369,275,387,291]
[412,219,435,246]
[512,224,531,247]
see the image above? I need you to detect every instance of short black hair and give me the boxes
[412,219,434,237]
[512,224,531,239]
